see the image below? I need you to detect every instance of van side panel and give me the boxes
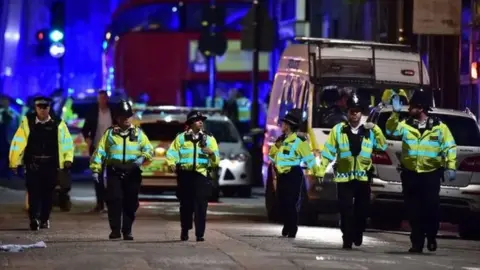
[267,73,285,126]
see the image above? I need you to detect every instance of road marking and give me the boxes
[462,268,480,270]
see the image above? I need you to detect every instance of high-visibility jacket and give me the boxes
[61,98,78,123]
[90,125,154,173]
[236,97,251,122]
[166,131,220,177]
[9,115,74,169]
[268,132,320,175]
[386,113,457,172]
[205,96,224,109]
[382,89,409,105]
[318,122,387,182]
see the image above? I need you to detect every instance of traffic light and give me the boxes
[49,29,64,43]
[198,4,227,57]
[35,29,50,56]
[49,1,65,58]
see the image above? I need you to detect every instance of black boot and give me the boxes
[196,237,205,242]
[281,226,288,237]
[109,231,121,240]
[40,220,50,229]
[287,226,297,238]
[342,235,352,250]
[123,233,134,241]
[181,229,189,241]
[29,219,39,231]
[427,238,437,252]
[408,247,423,253]
[354,232,363,246]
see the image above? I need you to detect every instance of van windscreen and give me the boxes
[311,86,415,128]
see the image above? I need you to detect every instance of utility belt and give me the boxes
[25,155,56,170]
[106,165,140,179]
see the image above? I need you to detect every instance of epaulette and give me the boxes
[296,132,308,141]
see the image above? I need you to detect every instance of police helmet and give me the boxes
[280,108,302,127]
[409,89,431,110]
[346,93,362,109]
[186,110,207,125]
[115,100,134,118]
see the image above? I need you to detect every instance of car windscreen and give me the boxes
[312,86,415,129]
[204,120,240,143]
[141,121,185,141]
[376,112,480,146]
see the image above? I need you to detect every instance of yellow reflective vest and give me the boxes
[386,112,457,172]
[318,122,387,182]
[268,132,320,175]
[206,96,224,109]
[90,125,154,173]
[9,116,74,169]
[236,97,251,122]
[166,131,220,177]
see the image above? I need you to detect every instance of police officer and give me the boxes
[318,93,387,249]
[388,89,456,253]
[9,96,74,230]
[90,100,153,240]
[268,109,321,238]
[166,110,220,242]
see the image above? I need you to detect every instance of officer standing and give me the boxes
[9,96,74,230]
[90,100,153,240]
[268,109,321,238]
[166,110,220,242]
[318,93,387,249]
[388,89,456,253]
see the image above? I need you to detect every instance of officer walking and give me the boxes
[318,93,387,249]
[166,110,220,242]
[90,100,153,240]
[268,109,321,238]
[9,96,74,230]
[388,89,456,253]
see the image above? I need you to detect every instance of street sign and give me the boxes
[412,0,461,35]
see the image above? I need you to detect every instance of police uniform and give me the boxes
[387,89,456,253]
[268,109,321,238]
[90,100,153,240]
[9,96,74,230]
[166,111,220,242]
[318,94,387,249]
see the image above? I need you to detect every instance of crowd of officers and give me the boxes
[6,88,457,252]
[269,89,456,253]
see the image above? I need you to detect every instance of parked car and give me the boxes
[367,106,480,239]
[137,106,253,200]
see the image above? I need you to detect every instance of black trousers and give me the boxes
[25,159,57,222]
[337,180,371,243]
[401,169,441,248]
[276,166,304,234]
[176,170,211,237]
[90,147,106,209]
[105,166,142,234]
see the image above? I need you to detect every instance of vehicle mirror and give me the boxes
[242,135,254,144]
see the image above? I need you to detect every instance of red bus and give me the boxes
[102,0,272,106]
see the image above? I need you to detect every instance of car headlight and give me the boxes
[229,153,248,161]
[155,147,166,157]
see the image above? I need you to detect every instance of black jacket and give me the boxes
[81,104,115,152]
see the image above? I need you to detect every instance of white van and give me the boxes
[263,37,430,224]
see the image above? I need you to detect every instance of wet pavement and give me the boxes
[1,184,480,269]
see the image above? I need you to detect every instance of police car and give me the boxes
[367,106,480,239]
[136,106,253,200]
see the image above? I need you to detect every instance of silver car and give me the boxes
[137,108,253,199]
[367,106,480,239]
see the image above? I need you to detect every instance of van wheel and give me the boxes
[238,186,252,198]
[459,221,480,240]
[265,165,281,223]
[299,182,318,226]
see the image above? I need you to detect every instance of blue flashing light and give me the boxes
[102,41,108,50]
[49,30,64,42]
[68,88,74,94]
[15,98,24,105]
[109,67,114,73]
[172,6,177,12]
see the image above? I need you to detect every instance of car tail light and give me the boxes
[458,156,480,172]
[372,151,392,165]
[229,153,247,161]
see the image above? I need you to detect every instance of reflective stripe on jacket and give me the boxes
[90,126,154,173]
[319,122,387,182]
[236,97,251,122]
[386,112,457,172]
[268,132,319,175]
[9,116,74,168]
[165,131,220,177]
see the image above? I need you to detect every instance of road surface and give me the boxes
[1,185,480,269]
